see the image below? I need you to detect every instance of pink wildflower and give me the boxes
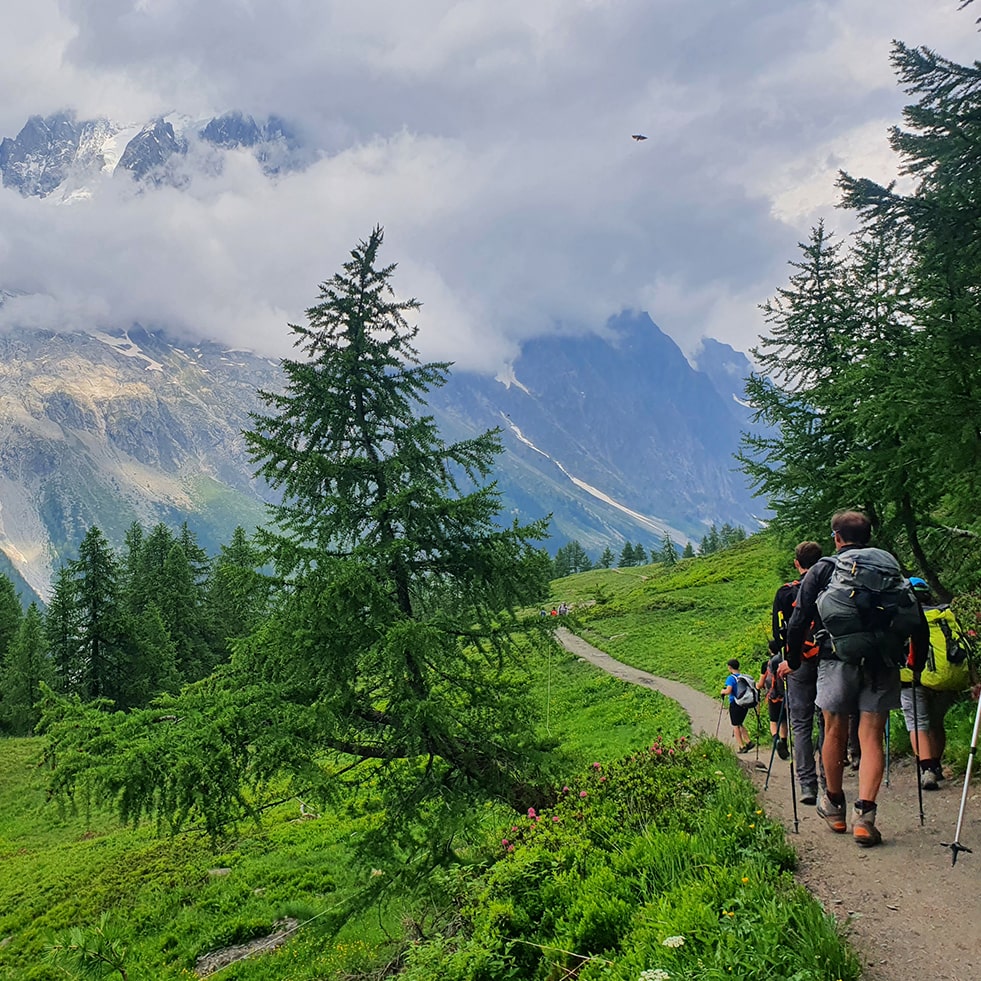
[552,816,560,823]
[599,776,607,782]
[527,807,537,819]
[502,838,509,847]
[579,790,588,798]
[592,762,602,770]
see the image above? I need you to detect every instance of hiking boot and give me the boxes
[737,740,755,754]
[799,785,818,806]
[776,738,789,761]
[817,794,847,833]
[852,804,882,847]
[920,768,939,791]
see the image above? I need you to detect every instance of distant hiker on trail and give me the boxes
[558,602,569,615]
[759,655,789,760]
[785,510,929,847]
[900,577,976,791]
[721,658,755,753]
[774,541,824,805]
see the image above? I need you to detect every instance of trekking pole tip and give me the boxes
[941,840,972,866]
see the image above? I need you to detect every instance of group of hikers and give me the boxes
[721,509,977,848]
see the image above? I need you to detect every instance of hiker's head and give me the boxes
[794,540,822,570]
[909,576,933,602]
[830,510,871,547]
[727,658,739,672]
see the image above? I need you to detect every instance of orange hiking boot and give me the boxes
[817,793,847,834]
[852,804,882,847]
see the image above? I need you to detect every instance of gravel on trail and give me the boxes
[556,627,981,981]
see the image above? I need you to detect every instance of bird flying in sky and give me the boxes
[631,134,648,141]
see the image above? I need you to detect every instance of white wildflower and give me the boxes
[661,935,685,948]
[639,969,671,981]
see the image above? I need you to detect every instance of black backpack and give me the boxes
[815,548,921,667]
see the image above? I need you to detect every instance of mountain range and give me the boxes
[0,312,762,606]
[0,110,307,199]
[0,110,765,603]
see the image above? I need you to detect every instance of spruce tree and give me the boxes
[0,604,53,735]
[0,574,22,672]
[45,565,81,695]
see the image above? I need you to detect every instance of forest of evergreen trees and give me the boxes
[549,523,745,578]
[0,522,270,735]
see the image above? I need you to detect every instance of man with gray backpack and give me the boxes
[785,510,929,847]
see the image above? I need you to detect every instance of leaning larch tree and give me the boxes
[41,227,553,855]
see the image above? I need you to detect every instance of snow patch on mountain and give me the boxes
[504,418,685,543]
[92,330,164,371]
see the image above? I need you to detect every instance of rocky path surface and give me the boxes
[556,627,981,981]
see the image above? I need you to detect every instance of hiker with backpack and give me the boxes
[784,511,929,847]
[721,657,757,753]
[774,541,825,805]
[759,655,789,760]
[900,577,976,791]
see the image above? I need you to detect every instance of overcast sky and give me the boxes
[0,1,975,372]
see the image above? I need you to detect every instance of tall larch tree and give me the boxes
[41,228,554,856]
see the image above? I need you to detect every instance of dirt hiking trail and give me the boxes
[556,627,981,981]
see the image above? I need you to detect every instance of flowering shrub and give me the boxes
[401,739,857,981]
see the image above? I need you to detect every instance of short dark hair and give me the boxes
[727,658,740,671]
[795,541,822,569]
[831,510,871,545]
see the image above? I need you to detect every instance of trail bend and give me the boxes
[556,626,981,981]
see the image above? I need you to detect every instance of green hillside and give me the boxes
[0,534,864,980]
[552,534,786,694]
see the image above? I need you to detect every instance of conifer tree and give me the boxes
[682,541,695,559]
[598,546,614,569]
[204,526,271,661]
[72,527,130,703]
[1,604,54,735]
[45,565,81,695]
[0,574,22,671]
[660,533,678,566]
[41,228,553,850]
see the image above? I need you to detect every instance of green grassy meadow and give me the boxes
[0,535,863,980]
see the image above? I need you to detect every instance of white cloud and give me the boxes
[0,0,977,372]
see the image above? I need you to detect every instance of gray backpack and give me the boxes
[815,548,921,667]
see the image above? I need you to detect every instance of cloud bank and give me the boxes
[0,0,975,370]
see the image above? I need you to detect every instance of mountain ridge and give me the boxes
[0,316,762,603]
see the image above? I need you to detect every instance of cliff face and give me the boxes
[0,327,276,599]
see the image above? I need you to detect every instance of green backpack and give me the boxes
[900,606,973,691]
[815,548,922,667]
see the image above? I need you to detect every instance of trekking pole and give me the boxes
[754,705,762,765]
[941,686,981,866]
[764,699,787,789]
[715,696,725,739]
[784,688,800,833]
[911,677,925,827]
[884,714,891,787]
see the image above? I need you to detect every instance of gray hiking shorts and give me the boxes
[815,659,901,716]
[900,685,958,733]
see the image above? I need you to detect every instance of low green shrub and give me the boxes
[400,738,856,981]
